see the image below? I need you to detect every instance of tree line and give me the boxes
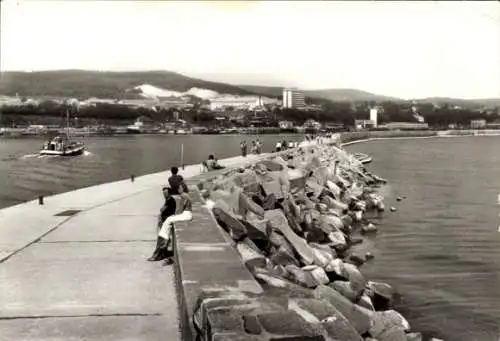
[1,100,498,127]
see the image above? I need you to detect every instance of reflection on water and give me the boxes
[347,136,500,341]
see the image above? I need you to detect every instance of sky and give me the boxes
[1,0,499,99]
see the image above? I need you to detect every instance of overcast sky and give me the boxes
[1,0,499,99]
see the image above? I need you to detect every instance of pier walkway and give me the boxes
[0,154,266,341]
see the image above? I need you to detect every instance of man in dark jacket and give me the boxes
[168,167,188,195]
[147,186,177,262]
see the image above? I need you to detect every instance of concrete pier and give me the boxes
[0,154,269,341]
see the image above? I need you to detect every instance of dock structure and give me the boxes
[0,154,270,341]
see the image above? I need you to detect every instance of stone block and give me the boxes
[406,332,423,341]
[265,209,314,265]
[343,263,366,297]
[369,310,410,339]
[257,310,324,339]
[365,281,394,311]
[313,285,372,335]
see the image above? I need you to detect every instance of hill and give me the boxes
[1,70,498,108]
[0,70,258,99]
[303,88,401,103]
[415,97,500,109]
[237,85,402,103]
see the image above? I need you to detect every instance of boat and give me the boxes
[40,109,86,156]
[354,152,373,164]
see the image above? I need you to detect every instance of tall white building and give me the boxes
[369,107,378,127]
[283,88,305,109]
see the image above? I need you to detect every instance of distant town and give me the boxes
[1,85,499,137]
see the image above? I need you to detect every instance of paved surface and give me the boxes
[0,153,268,341]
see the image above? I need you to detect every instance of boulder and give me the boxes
[302,265,330,285]
[348,253,365,267]
[193,289,253,335]
[309,243,337,259]
[362,222,378,233]
[241,219,272,253]
[311,247,334,268]
[343,263,366,297]
[406,332,423,341]
[325,259,346,279]
[269,245,300,267]
[211,333,267,341]
[374,325,406,341]
[236,241,267,271]
[305,180,325,199]
[327,231,347,249]
[314,285,373,335]
[365,281,394,311]
[265,209,314,265]
[290,298,363,341]
[257,160,284,172]
[330,281,357,302]
[286,264,317,288]
[369,310,411,339]
[321,214,345,233]
[358,295,375,312]
[212,207,248,241]
[326,180,342,198]
[257,310,326,340]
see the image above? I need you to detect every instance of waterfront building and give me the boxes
[378,122,429,130]
[303,119,322,130]
[209,95,278,111]
[278,120,294,130]
[369,107,379,127]
[282,88,305,109]
[470,119,486,129]
[355,119,376,129]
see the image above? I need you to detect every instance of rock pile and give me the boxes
[194,144,426,341]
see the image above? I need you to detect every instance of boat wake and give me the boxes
[19,153,40,159]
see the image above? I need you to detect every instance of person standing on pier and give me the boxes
[256,139,262,154]
[250,140,257,154]
[240,141,247,157]
[158,184,193,265]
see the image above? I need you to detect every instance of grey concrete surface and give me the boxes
[0,315,177,341]
[0,187,181,340]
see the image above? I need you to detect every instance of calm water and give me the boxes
[0,134,302,209]
[1,134,499,339]
[347,136,500,341]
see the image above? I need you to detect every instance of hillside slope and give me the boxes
[238,85,401,103]
[0,70,257,99]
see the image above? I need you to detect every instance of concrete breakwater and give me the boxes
[175,141,438,341]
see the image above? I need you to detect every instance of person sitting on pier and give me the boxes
[147,186,177,262]
[275,141,282,152]
[168,166,188,195]
[203,154,225,172]
[158,184,193,265]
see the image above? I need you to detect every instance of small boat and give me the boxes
[40,108,86,156]
[354,152,373,164]
[40,136,85,156]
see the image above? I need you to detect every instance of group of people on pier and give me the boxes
[147,166,192,265]
[239,139,262,157]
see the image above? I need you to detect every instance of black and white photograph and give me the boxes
[0,1,499,340]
